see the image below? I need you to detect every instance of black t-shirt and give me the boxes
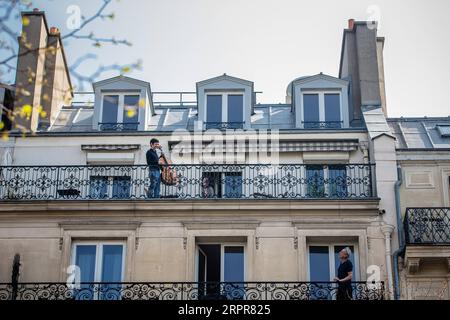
[337,260,353,281]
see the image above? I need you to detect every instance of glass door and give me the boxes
[72,242,125,300]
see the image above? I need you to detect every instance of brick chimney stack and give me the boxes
[13,10,72,132]
[339,20,387,120]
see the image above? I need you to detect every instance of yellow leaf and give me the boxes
[126,108,136,118]
[138,99,145,107]
[2,132,9,141]
[121,66,131,73]
[0,121,4,130]
[20,104,32,119]
[22,17,30,26]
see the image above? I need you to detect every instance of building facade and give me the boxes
[1,12,447,301]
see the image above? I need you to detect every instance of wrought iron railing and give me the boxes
[0,164,375,201]
[404,208,450,245]
[205,122,245,130]
[302,121,344,129]
[98,122,140,131]
[0,281,384,300]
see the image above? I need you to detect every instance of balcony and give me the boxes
[302,121,343,129]
[0,281,384,300]
[404,208,450,245]
[0,164,375,201]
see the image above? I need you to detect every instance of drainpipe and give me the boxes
[393,165,405,300]
[381,225,395,299]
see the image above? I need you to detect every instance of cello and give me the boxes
[158,146,178,186]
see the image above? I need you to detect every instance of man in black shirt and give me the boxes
[146,138,161,198]
[334,247,353,300]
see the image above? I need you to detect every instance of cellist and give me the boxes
[146,138,162,198]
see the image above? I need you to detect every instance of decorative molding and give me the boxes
[293,237,298,250]
[59,237,63,251]
[135,237,139,250]
[59,221,141,231]
[255,237,260,250]
[183,237,187,250]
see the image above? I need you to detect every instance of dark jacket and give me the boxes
[146,149,160,170]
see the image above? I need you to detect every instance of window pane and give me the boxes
[306,166,325,198]
[303,94,319,128]
[329,165,347,198]
[309,246,330,281]
[224,246,244,282]
[101,245,123,282]
[227,95,244,128]
[324,94,341,127]
[100,245,123,300]
[123,95,139,130]
[224,173,242,198]
[224,246,245,300]
[89,176,108,199]
[206,95,222,125]
[112,176,131,199]
[102,95,119,124]
[75,245,96,282]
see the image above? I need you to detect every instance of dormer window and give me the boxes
[289,73,350,129]
[100,93,140,131]
[205,92,244,129]
[92,75,154,132]
[302,92,342,129]
[196,74,254,130]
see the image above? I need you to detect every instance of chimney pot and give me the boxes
[33,8,40,12]
[50,27,60,35]
[348,19,355,30]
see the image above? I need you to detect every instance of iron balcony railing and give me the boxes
[205,122,245,130]
[0,164,375,201]
[0,281,384,301]
[302,121,344,129]
[404,208,450,245]
[98,122,140,131]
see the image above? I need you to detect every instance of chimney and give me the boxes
[13,11,72,132]
[339,20,387,120]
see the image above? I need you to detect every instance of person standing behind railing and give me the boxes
[146,138,162,198]
[334,247,353,300]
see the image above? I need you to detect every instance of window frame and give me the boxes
[194,242,247,283]
[303,164,348,198]
[204,91,245,128]
[89,175,132,199]
[99,92,141,128]
[71,241,126,283]
[301,90,343,128]
[306,243,359,282]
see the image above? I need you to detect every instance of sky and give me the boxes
[2,0,450,117]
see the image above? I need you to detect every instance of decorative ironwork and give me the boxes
[98,122,140,131]
[0,281,384,300]
[0,164,375,201]
[205,122,245,130]
[302,121,344,129]
[404,208,450,245]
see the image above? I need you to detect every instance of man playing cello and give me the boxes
[146,138,162,198]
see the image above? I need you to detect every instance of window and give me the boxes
[72,242,125,300]
[308,244,358,300]
[89,176,131,199]
[197,244,245,300]
[100,93,140,130]
[205,93,244,129]
[306,165,347,198]
[302,92,342,128]
[201,172,242,199]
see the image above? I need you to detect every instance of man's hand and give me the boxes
[333,277,340,282]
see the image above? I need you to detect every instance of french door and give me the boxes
[71,242,125,300]
[196,244,245,299]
